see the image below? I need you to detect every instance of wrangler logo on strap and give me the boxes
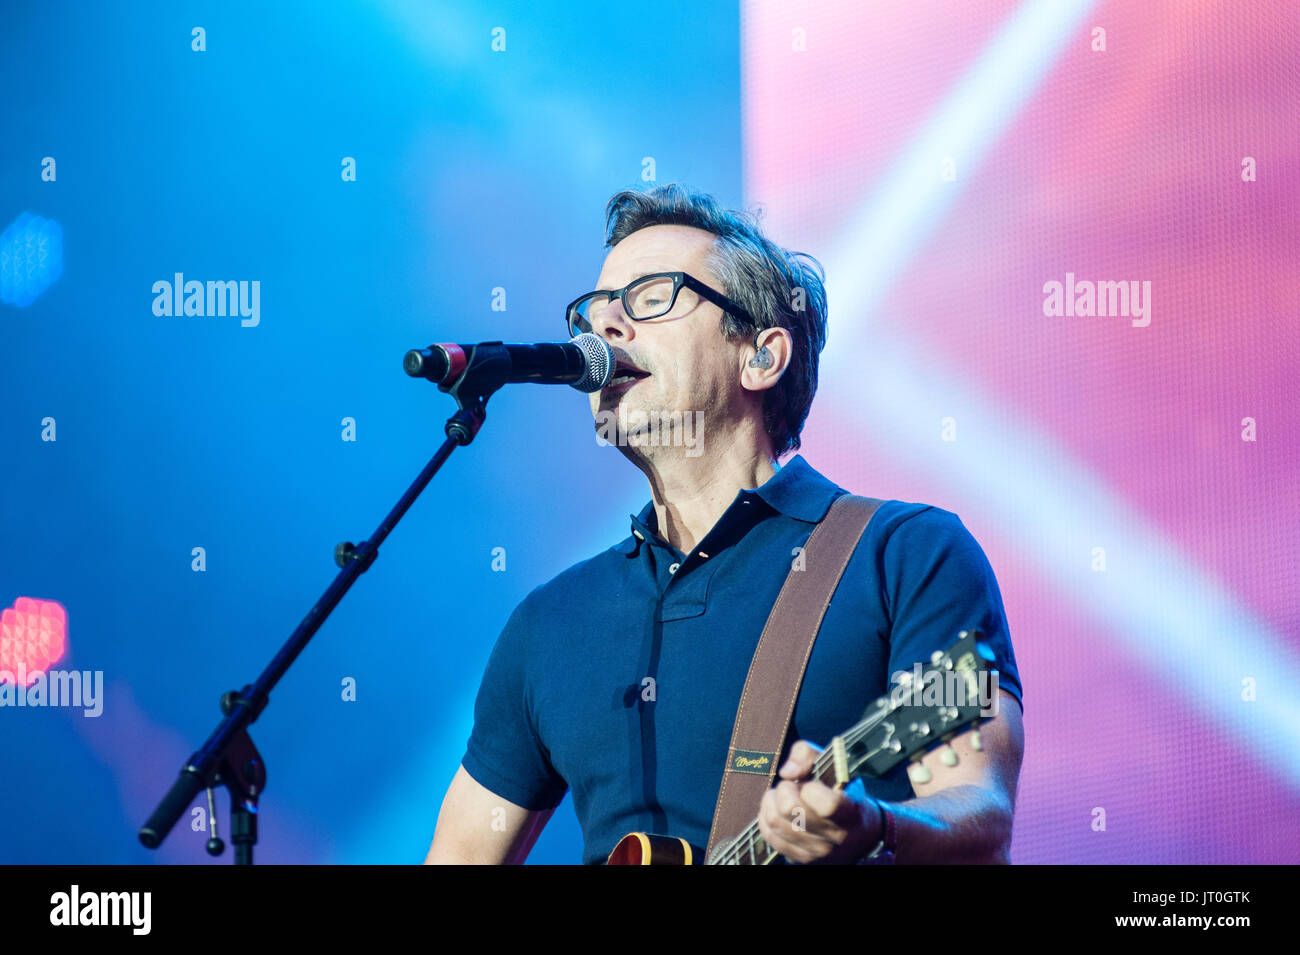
[730,749,774,775]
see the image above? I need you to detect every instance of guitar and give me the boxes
[606,629,997,865]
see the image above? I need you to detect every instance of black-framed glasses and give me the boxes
[565,271,754,338]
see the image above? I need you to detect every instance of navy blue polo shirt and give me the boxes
[461,455,1022,864]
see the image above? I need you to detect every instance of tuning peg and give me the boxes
[970,730,983,752]
[938,744,958,767]
[908,762,932,785]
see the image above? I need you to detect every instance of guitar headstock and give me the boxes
[839,629,998,782]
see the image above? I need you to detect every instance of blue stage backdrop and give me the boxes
[1,0,741,864]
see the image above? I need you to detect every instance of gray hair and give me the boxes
[603,183,827,458]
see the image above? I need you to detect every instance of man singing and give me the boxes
[425,184,1024,864]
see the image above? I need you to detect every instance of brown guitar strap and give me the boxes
[704,493,885,863]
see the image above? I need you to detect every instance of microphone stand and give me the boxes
[139,346,511,863]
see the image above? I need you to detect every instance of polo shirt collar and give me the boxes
[754,454,843,523]
[620,454,842,553]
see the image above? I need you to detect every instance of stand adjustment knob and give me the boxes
[205,786,225,857]
[335,541,358,567]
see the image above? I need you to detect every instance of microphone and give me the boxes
[404,333,614,393]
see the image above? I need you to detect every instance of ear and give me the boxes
[740,327,793,394]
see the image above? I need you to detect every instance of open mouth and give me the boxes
[606,362,651,389]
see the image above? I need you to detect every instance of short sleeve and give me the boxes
[461,597,569,811]
[880,507,1023,708]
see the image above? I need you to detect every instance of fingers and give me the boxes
[799,780,844,821]
[778,740,822,780]
[761,740,875,863]
[758,779,854,864]
[759,786,816,863]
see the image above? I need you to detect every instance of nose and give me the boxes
[591,296,635,342]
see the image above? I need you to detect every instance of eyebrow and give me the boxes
[597,269,671,291]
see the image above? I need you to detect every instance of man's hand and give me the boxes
[759,689,1024,865]
[756,740,882,864]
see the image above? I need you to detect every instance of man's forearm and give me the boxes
[881,783,1014,864]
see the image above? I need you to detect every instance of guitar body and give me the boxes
[607,832,701,865]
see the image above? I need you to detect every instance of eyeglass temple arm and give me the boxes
[683,274,753,324]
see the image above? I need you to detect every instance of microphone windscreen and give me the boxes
[569,332,614,393]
